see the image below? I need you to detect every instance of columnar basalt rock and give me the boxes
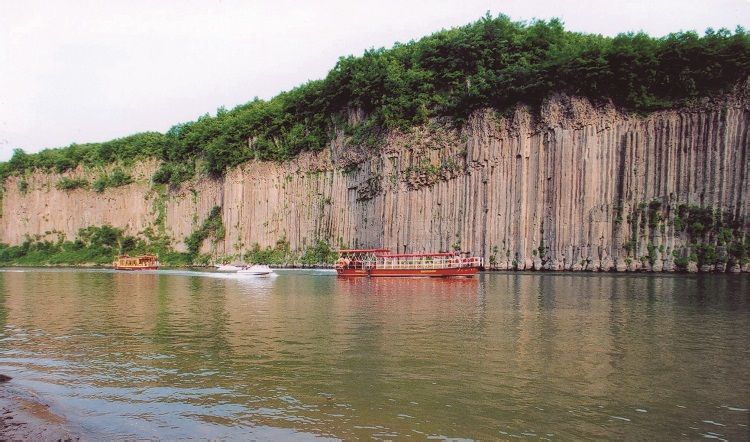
[1,88,748,271]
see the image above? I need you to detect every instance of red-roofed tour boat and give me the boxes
[334,249,483,277]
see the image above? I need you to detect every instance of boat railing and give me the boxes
[347,261,368,269]
[375,256,483,270]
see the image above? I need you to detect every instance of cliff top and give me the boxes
[2,14,748,184]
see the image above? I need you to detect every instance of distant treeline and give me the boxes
[2,14,748,183]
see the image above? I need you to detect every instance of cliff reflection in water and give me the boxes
[0,269,748,439]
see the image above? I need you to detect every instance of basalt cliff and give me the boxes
[2,86,749,272]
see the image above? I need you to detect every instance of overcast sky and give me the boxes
[1,0,748,161]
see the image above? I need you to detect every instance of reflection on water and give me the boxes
[0,269,748,439]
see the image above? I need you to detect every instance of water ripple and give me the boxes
[0,269,747,439]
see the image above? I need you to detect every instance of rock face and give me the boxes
[1,88,748,271]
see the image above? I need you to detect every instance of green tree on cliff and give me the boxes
[2,15,748,180]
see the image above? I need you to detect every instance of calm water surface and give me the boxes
[0,269,748,439]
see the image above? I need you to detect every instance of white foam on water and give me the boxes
[721,405,748,412]
[635,408,648,413]
[701,434,728,441]
[610,416,631,422]
[702,420,726,426]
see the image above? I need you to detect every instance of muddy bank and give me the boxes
[0,382,79,440]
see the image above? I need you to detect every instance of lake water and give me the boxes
[0,269,748,439]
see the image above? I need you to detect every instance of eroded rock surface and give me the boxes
[2,88,748,271]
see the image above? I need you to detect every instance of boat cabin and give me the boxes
[335,248,483,277]
[335,249,389,270]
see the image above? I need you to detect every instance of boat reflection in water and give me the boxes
[335,271,478,295]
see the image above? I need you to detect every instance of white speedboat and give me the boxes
[215,264,242,272]
[237,264,274,276]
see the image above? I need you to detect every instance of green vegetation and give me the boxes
[672,204,749,267]
[672,249,691,268]
[1,15,747,182]
[299,240,338,265]
[647,200,663,228]
[152,161,195,186]
[56,177,89,191]
[625,200,749,269]
[0,222,341,267]
[239,238,339,265]
[92,168,134,192]
[185,206,226,256]
[0,225,190,266]
[0,132,166,179]
[402,157,461,189]
[647,243,658,265]
[537,233,547,264]
[244,239,292,265]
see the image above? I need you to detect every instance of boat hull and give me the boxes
[336,267,478,277]
[237,265,274,276]
[215,265,242,272]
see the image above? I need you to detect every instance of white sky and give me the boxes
[1,0,748,161]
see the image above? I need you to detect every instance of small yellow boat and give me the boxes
[112,254,159,270]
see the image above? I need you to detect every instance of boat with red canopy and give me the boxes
[334,249,482,277]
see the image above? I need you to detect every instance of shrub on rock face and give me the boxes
[56,177,89,191]
[152,162,194,186]
[92,176,107,193]
[91,169,134,193]
[152,164,172,184]
[184,206,225,257]
[108,169,133,187]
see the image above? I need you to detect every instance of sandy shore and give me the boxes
[0,381,79,440]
